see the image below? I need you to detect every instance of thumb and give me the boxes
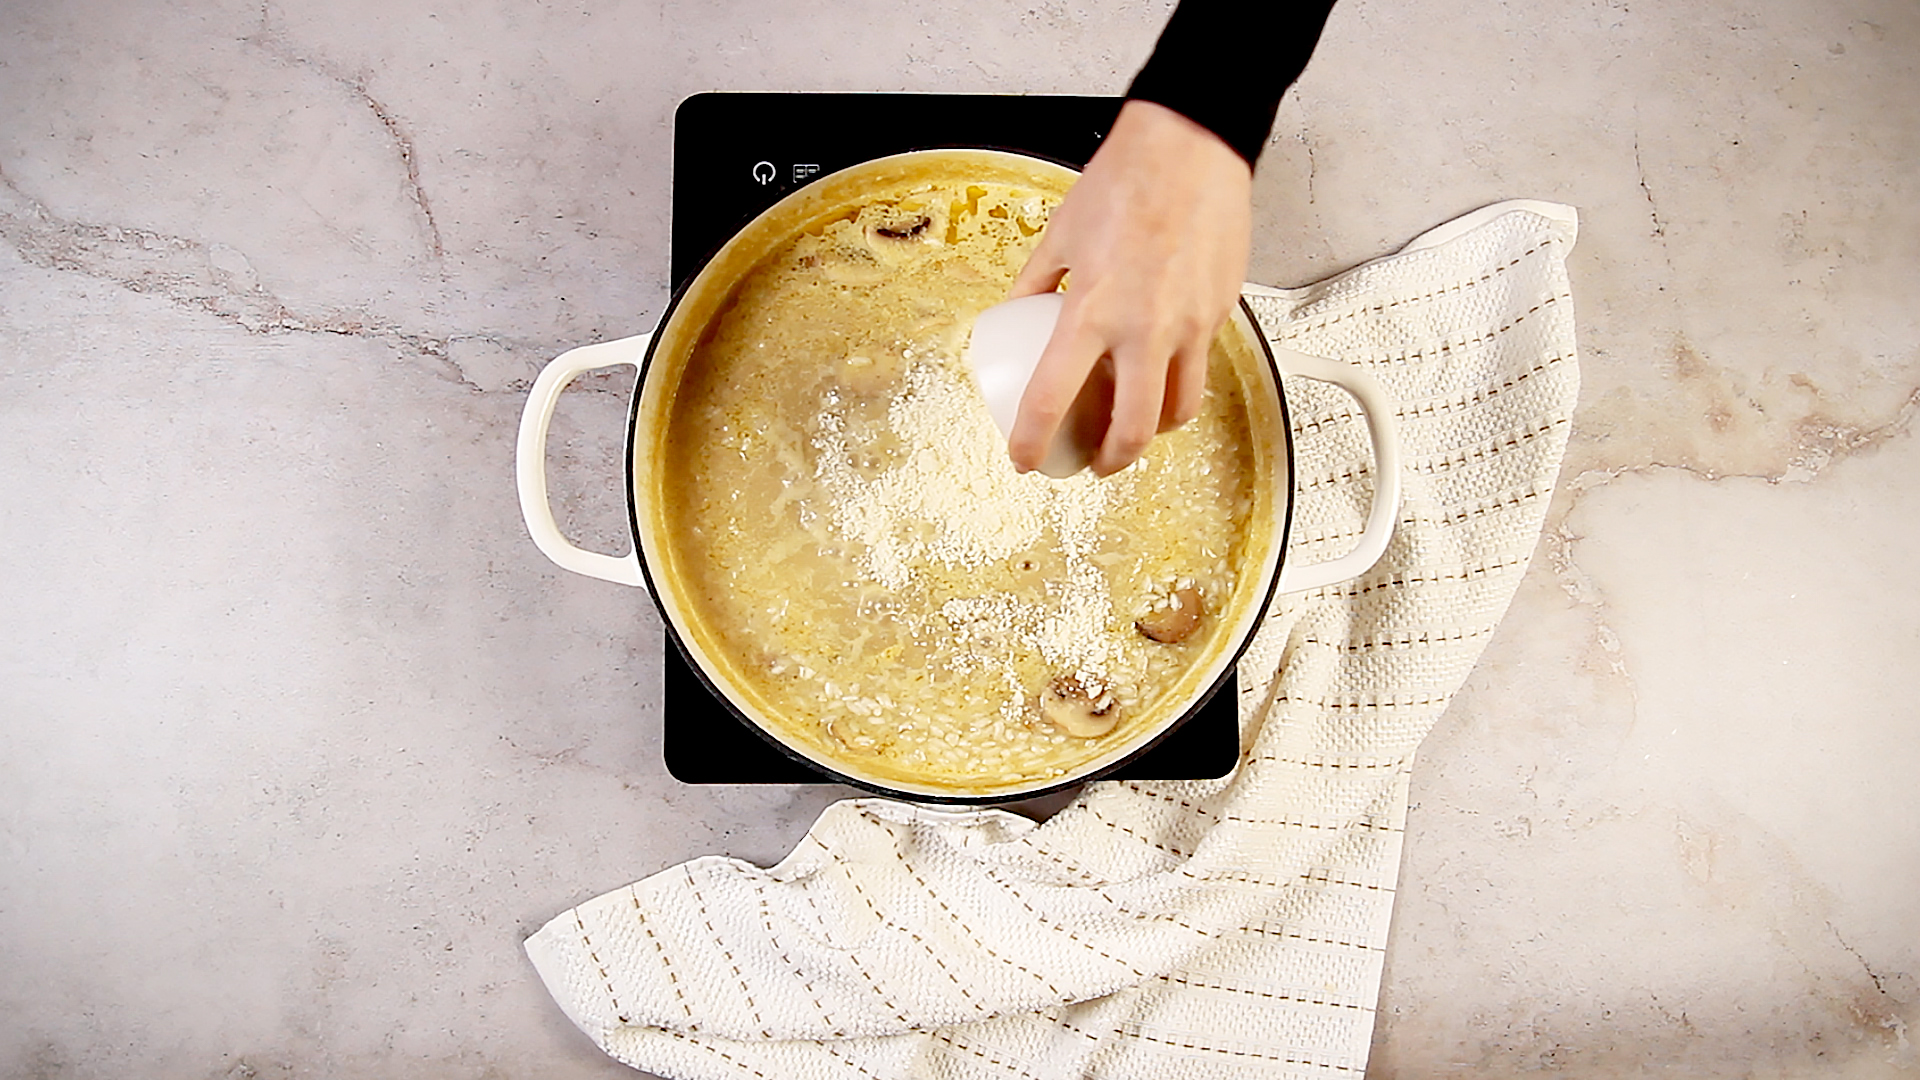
[1006,227,1069,300]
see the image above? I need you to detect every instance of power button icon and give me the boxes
[751,161,776,185]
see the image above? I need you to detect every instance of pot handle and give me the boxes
[515,334,651,587]
[1270,348,1402,593]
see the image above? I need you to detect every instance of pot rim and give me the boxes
[622,149,1296,804]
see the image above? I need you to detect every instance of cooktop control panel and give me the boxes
[663,92,1237,786]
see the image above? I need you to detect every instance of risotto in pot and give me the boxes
[662,177,1263,791]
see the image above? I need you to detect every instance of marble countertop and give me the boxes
[2,0,1914,1076]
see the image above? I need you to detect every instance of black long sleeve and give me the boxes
[1125,0,1338,168]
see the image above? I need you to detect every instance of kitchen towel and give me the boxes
[526,199,1582,1079]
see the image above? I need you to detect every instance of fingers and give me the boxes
[1093,340,1171,477]
[1014,295,1213,476]
[1008,307,1109,472]
[1157,338,1210,434]
[1007,227,1069,300]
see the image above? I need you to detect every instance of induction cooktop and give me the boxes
[661,92,1237,785]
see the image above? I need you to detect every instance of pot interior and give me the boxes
[629,149,1289,800]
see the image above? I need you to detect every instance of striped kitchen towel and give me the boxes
[526,199,1582,1079]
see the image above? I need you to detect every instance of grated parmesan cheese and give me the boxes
[814,357,1123,691]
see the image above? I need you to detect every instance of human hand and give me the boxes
[1006,98,1253,476]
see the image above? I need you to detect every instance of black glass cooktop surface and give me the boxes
[662,92,1237,786]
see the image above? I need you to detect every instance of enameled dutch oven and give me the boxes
[516,149,1400,803]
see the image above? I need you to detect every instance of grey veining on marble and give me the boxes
[1,0,1915,1077]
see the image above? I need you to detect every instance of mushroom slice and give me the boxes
[1039,676,1120,739]
[871,214,931,240]
[862,210,939,264]
[1136,585,1205,644]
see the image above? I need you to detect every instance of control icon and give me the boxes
[791,163,821,183]
[751,160,776,185]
